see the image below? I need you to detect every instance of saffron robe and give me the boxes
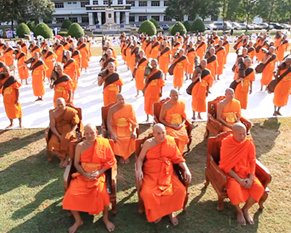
[273,68,291,107]
[221,99,241,132]
[103,73,123,106]
[173,56,190,88]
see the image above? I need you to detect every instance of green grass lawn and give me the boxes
[0,118,290,233]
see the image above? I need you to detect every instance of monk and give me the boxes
[51,63,74,107]
[273,58,291,116]
[63,51,78,93]
[217,88,242,132]
[107,94,138,164]
[71,43,82,81]
[144,59,165,121]
[223,35,230,64]
[62,123,116,233]
[29,52,48,101]
[48,97,79,167]
[105,41,117,59]
[219,123,265,225]
[16,46,29,85]
[144,38,152,59]
[43,45,57,82]
[190,59,213,120]
[171,38,181,58]
[276,34,289,62]
[19,39,27,54]
[159,89,189,153]
[186,41,197,80]
[260,46,277,91]
[98,62,123,106]
[128,41,139,73]
[150,36,160,59]
[234,58,255,109]
[205,47,218,87]
[1,42,14,66]
[171,49,189,92]
[247,41,255,61]
[215,40,226,80]
[53,40,64,63]
[133,50,147,97]
[136,123,191,225]
[158,40,171,80]
[101,49,118,71]
[30,41,41,57]
[78,37,89,72]
[0,66,23,128]
[196,37,207,61]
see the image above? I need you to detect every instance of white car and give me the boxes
[213,21,233,30]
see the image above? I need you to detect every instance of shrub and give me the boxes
[27,21,36,32]
[170,21,187,36]
[68,23,84,39]
[58,31,68,36]
[61,19,72,30]
[149,18,159,28]
[34,23,53,39]
[16,23,31,38]
[138,20,156,36]
[183,21,191,32]
[191,18,205,32]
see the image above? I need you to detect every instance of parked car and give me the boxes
[239,23,254,30]
[160,24,170,30]
[258,23,274,30]
[231,22,243,30]
[253,24,263,30]
[281,24,291,30]
[270,22,284,29]
[213,21,233,30]
[205,23,218,31]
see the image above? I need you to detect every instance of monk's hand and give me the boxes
[136,169,143,181]
[184,169,192,184]
[245,177,253,189]
[91,170,101,180]
[239,178,248,188]
[15,100,19,104]
[112,134,118,143]
[131,132,137,139]
[249,89,252,95]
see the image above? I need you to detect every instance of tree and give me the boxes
[236,0,259,31]
[191,18,205,32]
[34,22,53,38]
[26,0,55,23]
[196,0,222,21]
[149,18,159,28]
[183,21,191,31]
[61,19,72,30]
[170,21,187,36]
[27,21,36,32]
[16,23,31,38]
[165,0,189,21]
[256,0,281,29]
[68,23,85,39]
[138,20,157,36]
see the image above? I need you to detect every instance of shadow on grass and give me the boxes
[0,129,8,136]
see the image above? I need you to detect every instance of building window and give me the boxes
[68,2,71,4]
[151,1,160,6]
[129,16,134,22]
[56,17,65,23]
[118,0,123,4]
[152,16,159,21]
[126,1,134,6]
[104,0,108,5]
[164,1,168,6]
[68,1,77,4]
[139,16,147,22]
[164,15,171,21]
[54,2,64,8]
[139,1,147,6]
[81,2,89,7]
[82,16,89,23]
[69,17,78,22]
[93,0,98,4]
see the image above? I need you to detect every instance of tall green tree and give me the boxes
[165,0,190,21]
[256,0,281,29]
[236,0,259,31]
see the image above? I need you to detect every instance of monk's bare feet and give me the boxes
[35,97,42,101]
[237,210,246,226]
[119,157,125,164]
[135,94,139,97]
[273,111,277,116]
[242,208,254,225]
[146,115,149,122]
[198,113,202,120]
[192,116,196,121]
[6,124,14,129]
[154,217,162,224]
[19,124,24,129]
[103,219,115,232]
[68,220,83,233]
[168,213,179,226]
[124,158,130,164]
[276,111,282,116]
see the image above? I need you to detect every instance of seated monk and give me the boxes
[107,94,138,164]
[217,88,242,132]
[136,124,191,225]
[62,124,116,233]
[48,98,80,167]
[219,123,264,225]
[159,89,189,153]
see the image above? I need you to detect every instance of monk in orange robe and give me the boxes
[247,42,255,61]
[54,40,64,63]
[98,62,123,106]
[16,46,29,85]
[276,35,288,62]
[29,52,48,101]
[1,43,14,66]
[190,60,213,120]
[234,58,255,109]
[144,59,165,121]
[48,97,79,167]
[19,39,27,54]
[136,124,191,224]
[133,50,147,97]
[85,37,92,58]
[260,46,278,91]
[107,94,138,164]
[171,49,190,92]
[43,45,57,82]
[150,36,160,59]
[205,47,218,87]
[158,40,171,80]
[62,124,116,233]
[0,66,23,128]
[144,39,152,59]
[101,49,118,71]
[78,37,89,71]
[223,36,230,63]
[217,88,242,132]
[171,39,181,58]
[273,58,291,116]
[219,123,264,225]
[186,41,197,80]
[30,41,41,57]
[159,89,189,153]
[196,38,207,61]
[63,51,78,93]
[215,41,226,80]
[51,63,74,107]
[128,41,139,73]
[71,44,82,81]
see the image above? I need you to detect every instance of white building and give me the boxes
[50,0,192,25]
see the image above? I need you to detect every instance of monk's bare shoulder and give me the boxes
[144,137,157,149]
[218,99,227,108]
[108,104,119,113]
[162,100,172,110]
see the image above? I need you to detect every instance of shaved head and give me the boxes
[153,123,166,133]
[232,123,247,142]
[84,123,96,132]
[116,93,125,105]
[225,88,234,94]
[170,89,179,102]
[84,123,97,142]
[56,98,66,110]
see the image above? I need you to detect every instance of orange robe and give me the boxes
[219,134,264,205]
[103,73,123,106]
[173,56,190,88]
[273,68,291,107]
[140,135,186,222]
[72,50,81,78]
[30,46,41,58]
[144,69,165,115]
[43,51,57,79]
[17,53,29,80]
[87,41,92,58]
[2,47,14,66]
[79,43,89,69]
[191,69,213,112]
[277,41,288,62]
[196,42,206,60]
[20,43,28,54]
[53,76,74,107]
[135,58,147,91]
[261,55,278,86]
[171,42,181,57]
[221,99,241,132]
[62,137,116,214]
[1,76,23,119]
[111,103,138,160]
[257,44,267,62]
[145,43,152,59]
[129,47,138,72]
[48,107,80,158]
[31,61,48,97]
[55,45,64,63]
[164,100,189,153]
[150,41,160,59]
[247,47,255,61]
[216,47,226,75]
[234,68,255,109]
[206,55,218,87]
[64,59,78,91]
[186,48,197,74]
[159,47,171,74]
[110,47,117,59]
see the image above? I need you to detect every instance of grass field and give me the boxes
[0,118,290,233]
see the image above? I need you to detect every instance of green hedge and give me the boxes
[16,23,31,38]
[68,23,84,39]
[34,23,53,39]
[58,31,68,36]
[138,20,157,36]
[170,21,187,36]
[61,19,72,30]
[191,18,205,32]
[149,18,159,28]
[27,21,36,32]
[183,21,191,31]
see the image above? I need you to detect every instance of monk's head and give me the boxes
[170,89,179,102]
[232,123,247,143]
[200,59,207,69]
[162,40,167,47]
[176,32,180,37]
[244,58,252,68]
[242,48,247,56]
[84,123,97,143]
[55,63,64,76]
[219,40,223,46]
[2,65,11,78]
[56,97,66,110]
[107,62,115,73]
[71,43,76,51]
[179,49,185,57]
[153,123,166,143]
[116,93,125,106]
[248,41,253,47]
[151,59,158,69]
[285,58,291,66]
[106,49,112,58]
[66,50,72,60]
[152,36,157,42]
[189,41,193,47]
[209,47,215,55]
[139,50,144,58]
[34,52,40,60]
[225,88,234,101]
[269,46,275,54]
[158,32,162,37]
[55,40,60,45]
